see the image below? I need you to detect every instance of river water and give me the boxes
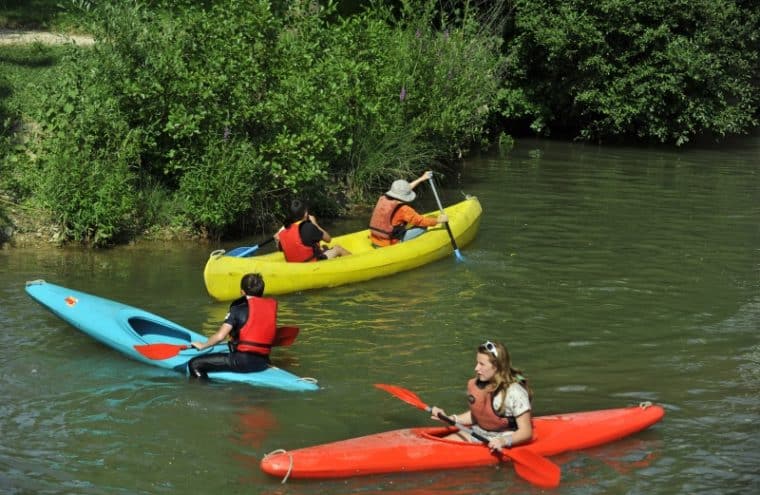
[1,138,757,494]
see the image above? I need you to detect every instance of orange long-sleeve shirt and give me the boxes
[370,204,438,247]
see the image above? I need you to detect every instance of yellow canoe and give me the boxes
[203,196,482,300]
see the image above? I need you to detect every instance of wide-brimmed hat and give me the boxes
[386,179,416,202]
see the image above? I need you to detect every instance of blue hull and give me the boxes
[25,280,319,392]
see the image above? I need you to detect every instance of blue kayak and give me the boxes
[25,280,319,392]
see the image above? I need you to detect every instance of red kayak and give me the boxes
[261,403,664,480]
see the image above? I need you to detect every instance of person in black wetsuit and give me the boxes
[188,273,277,378]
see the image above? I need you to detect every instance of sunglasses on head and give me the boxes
[481,340,498,358]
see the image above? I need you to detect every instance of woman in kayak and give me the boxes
[430,340,533,451]
[369,171,448,247]
[276,199,350,262]
[188,273,277,378]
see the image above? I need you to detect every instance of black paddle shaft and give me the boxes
[436,412,491,443]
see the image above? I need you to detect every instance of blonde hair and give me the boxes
[477,341,532,414]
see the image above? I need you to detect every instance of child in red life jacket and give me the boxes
[188,273,277,378]
[430,341,534,451]
[275,199,350,262]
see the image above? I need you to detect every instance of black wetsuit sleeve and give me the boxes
[301,222,328,260]
[299,221,324,246]
[225,299,249,331]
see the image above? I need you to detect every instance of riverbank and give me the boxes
[1,28,87,248]
[0,196,202,249]
[0,30,195,249]
[0,200,61,248]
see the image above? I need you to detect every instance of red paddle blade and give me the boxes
[374,383,562,489]
[274,326,299,346]
[374,384,429,411]
[134,343,189,360]
[507,448,561,489]
[134,326,299,360]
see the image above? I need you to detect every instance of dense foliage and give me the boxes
[0,72,11,242]
[500,0,759,144]
[23,0,504,245]
[1,0,758,246]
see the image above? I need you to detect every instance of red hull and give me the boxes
[261,404,664,479]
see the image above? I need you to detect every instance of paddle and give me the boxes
[427,175,465,261]
[225,237,276,257]
[374,383,561,489]
[134,326,299,360]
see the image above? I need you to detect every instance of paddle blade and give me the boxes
[435,411,560,487]
[375,383,560,489]
[507,448,561,489]
[374,383,429,411]
[135,326,298,361]
[226,244,262,257]
[134,343,189,360]
[227,237,275,257]
[234,245,260,257]
[429,177,465,263]
[274,326,299,346]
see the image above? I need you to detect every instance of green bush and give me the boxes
[33,44,140,246]
[325,1,506,200]
[178,138,271,238]
[501,0,760,144]
[24,0,506,243]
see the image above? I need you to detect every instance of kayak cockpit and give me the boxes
[128,316,190,343]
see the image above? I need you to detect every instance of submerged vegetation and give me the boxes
[0,0,758,247]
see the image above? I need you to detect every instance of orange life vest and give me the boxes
[467,378,518,431]
[369,196,405,241]
[278,221,318,262]
[233,297,277,355]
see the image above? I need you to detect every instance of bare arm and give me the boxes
[487,411,533,450]
[430,406,472,425]
[191,322,233,350]
[308,214,332,243]
[409,170,433,190]
[273,226,285,250]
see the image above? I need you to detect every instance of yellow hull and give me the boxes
[203,196,482,300]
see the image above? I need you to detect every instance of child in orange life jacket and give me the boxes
[188,273,277,378]
[430,341,533,451]
[369,171,448,247]
[275,199,350,262]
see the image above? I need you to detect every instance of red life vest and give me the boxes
[369,196,405,241]
[234,296,277,355]
[278,222,317,262]
[467,378,518,431]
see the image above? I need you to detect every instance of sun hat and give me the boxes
[386,179,416,202]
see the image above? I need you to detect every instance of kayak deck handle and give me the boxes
[263,449,294,484]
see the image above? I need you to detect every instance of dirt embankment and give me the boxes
[1,29,95,249]
[0,29,93,46]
